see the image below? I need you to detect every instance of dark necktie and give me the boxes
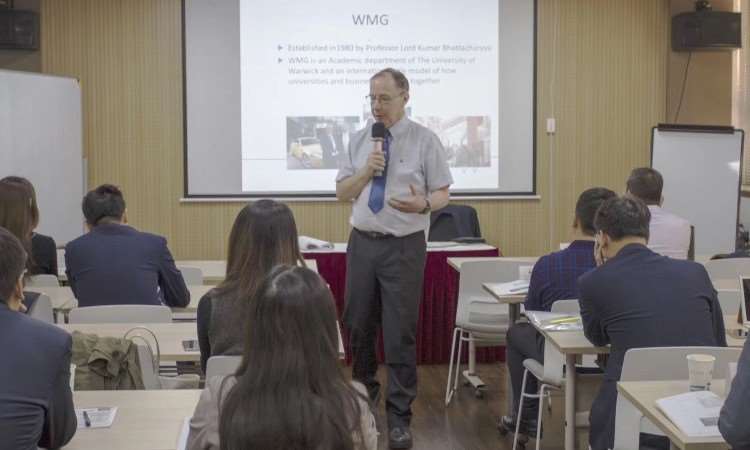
[367,131,391,214]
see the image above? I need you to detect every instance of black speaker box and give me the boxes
[672,11,741,51]
[0,10,39,50]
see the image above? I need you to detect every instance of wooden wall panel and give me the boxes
[40,0,668,259]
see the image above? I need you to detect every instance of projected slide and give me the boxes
[239,0,498,193]
[183,0,535,197]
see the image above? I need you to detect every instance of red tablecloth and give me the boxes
[303,246,506,364]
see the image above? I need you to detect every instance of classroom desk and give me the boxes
[616,380,729,450]
[58,321,346,362]
[59,322,200,362]
[27,285,214,313]
[66,389,200,450]
[532,314,744,450]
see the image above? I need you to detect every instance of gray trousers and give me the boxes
[343,228,426,429]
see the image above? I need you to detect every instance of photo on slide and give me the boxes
[286,116,361,170]
[412,116,492,168]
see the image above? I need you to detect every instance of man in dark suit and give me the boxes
[65,184,189,308]
[0,226,77,449]
[580,195,726,450]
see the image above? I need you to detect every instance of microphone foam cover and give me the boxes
[372,122,386,139]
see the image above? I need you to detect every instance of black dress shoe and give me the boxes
[497,415,540,437]
[388,427,413,449]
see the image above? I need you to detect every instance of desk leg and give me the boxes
[565,354,576,450]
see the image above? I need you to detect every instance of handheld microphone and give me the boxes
[371,122,386,177]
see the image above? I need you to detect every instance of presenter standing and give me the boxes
[336,68,452,449]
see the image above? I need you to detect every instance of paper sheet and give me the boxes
[76,407,118,429]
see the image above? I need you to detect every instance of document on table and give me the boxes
[485,279,530,296]
[655,391,724,437]
[76,407,118,429]
[525,311,583,331]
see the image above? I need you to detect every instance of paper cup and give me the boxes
[687,354,715,391]
[519,265,533,281]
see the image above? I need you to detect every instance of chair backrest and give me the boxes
[428,204,481,241]
[458,259,531,302]
[177,266,203,285]
[68,305,173,324]
[704,258,750,284]
[717,289,741,317]
[206,356,242,379]
[27,293,54,324]
[621,347,741,382]
[26,274,60,288]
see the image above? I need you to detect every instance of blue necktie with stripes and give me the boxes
[367,132,391,214]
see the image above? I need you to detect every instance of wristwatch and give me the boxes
[420,197,431,214]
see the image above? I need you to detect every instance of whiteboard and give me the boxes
[651,127,744,256]
[0,70,84,245]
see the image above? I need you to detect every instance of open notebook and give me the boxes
[655,391,723,438]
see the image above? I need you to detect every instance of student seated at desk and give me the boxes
[498,187,615,438]
[0,226,76,449]
[188,265,377,450]
[719,337,750,449]
[1,176,58,276]
[625,167,691,260]
[196,199,305,372]
[0,179,47,311]
[580,195,726,450]
[65,184,189,308]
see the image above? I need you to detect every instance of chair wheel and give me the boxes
[474,388,484,398]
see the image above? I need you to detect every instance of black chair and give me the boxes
[428,205,481,241]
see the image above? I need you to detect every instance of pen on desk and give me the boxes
[83,410,91,428]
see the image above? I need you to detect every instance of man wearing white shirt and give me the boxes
[626,167,691,259]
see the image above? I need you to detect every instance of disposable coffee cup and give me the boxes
[519,265,533,282]
[687,354,715,391]
[69,364,76,391]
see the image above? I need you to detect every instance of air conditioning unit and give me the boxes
[0,10,39,50]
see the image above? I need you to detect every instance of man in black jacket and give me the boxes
[579,195,726,450]
[0,226,76,449]
[65,184,189,308]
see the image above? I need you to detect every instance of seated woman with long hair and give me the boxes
[0,176,58,276]
[188,265,377,450]
[197,199,304,372]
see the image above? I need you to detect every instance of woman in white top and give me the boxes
[187,265,377,450]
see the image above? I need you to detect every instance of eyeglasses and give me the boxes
[366,92,404,105]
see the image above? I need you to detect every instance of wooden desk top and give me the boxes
[66,389,200,450]
[531,314,745,354]
[616,380,729,450]
[447,256,538,271]
[176,259,319,283]
[27,285,214,312]
[59,322,199,362]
